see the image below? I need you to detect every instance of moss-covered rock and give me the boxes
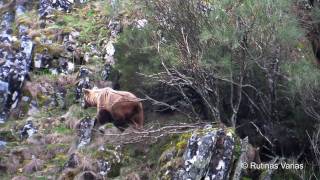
[157,127,238,179]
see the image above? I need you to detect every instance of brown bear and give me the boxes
[82,87,144,131]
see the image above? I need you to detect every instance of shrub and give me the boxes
[114,25,161,91]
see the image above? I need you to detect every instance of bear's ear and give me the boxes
[83,88,90,95]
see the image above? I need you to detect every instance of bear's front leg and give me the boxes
[113,120,129,132]
[93,116,100,128]
[95,110,114,127]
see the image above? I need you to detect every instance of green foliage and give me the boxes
[36,177,47,180]
[33,69,53,76]
[282,59,320,132]
[49,1,112,43]
[0,131,17,141]
[200,0,302,66]
[115,26,161,90]
[65,87,76,107]
[46,143,68,151]
[310,4,320,21]
[284,60,320,91]
[67,104,96,119]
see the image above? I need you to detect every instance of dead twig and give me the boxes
[250,121,274,147]
[92,122,210,144]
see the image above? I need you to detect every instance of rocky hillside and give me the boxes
[0,0,319,180]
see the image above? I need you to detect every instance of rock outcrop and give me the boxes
[159,127,235,180]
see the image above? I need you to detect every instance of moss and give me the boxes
[159,157,184,180]
[34,43,65,57]
[48,1,111,44]
[104,123,114,129]
[175,141,187,152]
[68,104,96,119]
[49,153,68,168]
[159,132,191,154]
[12,40,21,50]
[6,141,19,148]
[46,143,68,151]
[65,88,76,107]
[241,177,252,180]
[107,162,121,178]
[0,131,17,142]
[32,107,66,121]
[53,124,72,135]
[175,133,191,151]
[16,15,34,27]
[35,177,48,180]
[30,72,59,82]
[0,174,12,180]
[91,150,112,160]
[233,137,242,160]
[19,100,30,118]
[84,146,122,178]
[36,94,50,107]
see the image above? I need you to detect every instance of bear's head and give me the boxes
[82,88,97,108]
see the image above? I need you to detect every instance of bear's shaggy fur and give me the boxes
[82,87,144,131]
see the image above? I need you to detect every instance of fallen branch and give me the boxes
[92,122,210,144]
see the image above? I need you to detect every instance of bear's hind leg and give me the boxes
[130,110,144,130]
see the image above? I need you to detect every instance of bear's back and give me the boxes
[97,88,138,110]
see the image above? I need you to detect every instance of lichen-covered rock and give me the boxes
[0,81,8,119]
[63,153,80,169]
[204,130,234,179]
[97,159,110,176]
[158,128,235,180]
[101,63,112,80]
[0,140,7,150]
[75,67,92,102]
[33,51,52,69]
[19,120,37,140]
[108,19,121,38]
[39,0,74,19]
[134,19,148,29]
[105,41,115,57]
[58,57,75,74]
[27,100,40,116]
[0,1,33,123]
[76,117,94,148]
[92,145,123,178]
[183,131,216,179]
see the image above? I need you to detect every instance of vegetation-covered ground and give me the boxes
[1,0,320,179]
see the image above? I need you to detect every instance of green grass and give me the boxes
[48,153,68,168]
[53,124,73,135]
